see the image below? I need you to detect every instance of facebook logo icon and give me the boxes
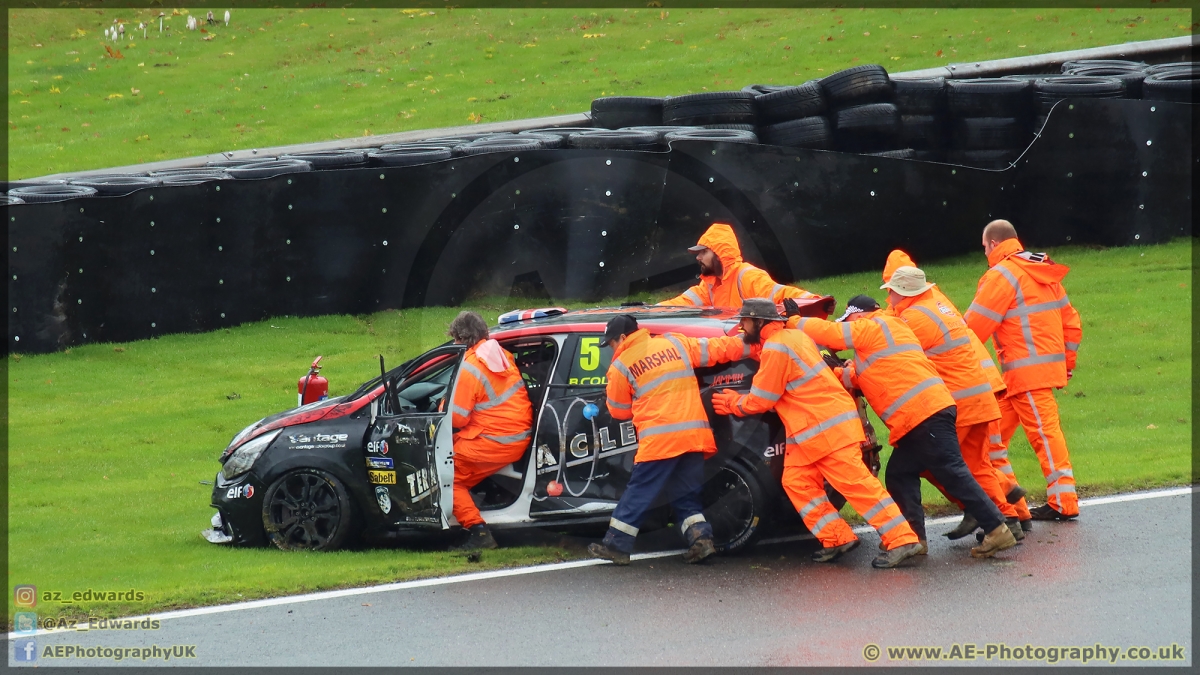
[14,639,37,662]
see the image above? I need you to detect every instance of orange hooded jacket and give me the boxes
[964,239,1082,395]
[660,223,816,308]
[451,339,534,454]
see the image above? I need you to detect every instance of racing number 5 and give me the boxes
[579,337,601,371]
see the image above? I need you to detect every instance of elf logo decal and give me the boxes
[226,485,255,499]
[367,440,390,455]
[375,486,392,515]
[712,373,745,387]
[764,442,785,458]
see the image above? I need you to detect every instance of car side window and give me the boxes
[567,334,613,388]
[384,354,459,415]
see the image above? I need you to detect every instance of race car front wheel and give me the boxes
[262,469,355,552]
[702,459,767,554]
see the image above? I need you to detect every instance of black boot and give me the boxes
[1030,504,1077,521]
[1006,517,1025,542]
[1005,484,1027,505]
[944,513,979,540]
[452,524,498,551]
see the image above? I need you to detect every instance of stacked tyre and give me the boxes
[944,78,1033,169]
[817,65,903,156]
[754,81,833,150]
[1142,62,1199,103]
[892,77,948,161]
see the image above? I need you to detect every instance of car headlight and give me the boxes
[226,419,264,454]
[221,429,280,481]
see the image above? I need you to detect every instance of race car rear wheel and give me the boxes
[262,469,355,551]
[702,459,767,554]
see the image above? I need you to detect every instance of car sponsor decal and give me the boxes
[537,416,638,474]
[375,486,392,515]
[368,470,397,485]
[426,421,439,445]
[225,485,255,499]
[406,467,434,503]
[367,439,389,455]
[366,457,394,470]
[764,441,785,458]
[712,372,745,387]
[287,432,350,450]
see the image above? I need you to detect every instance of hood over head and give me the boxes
[694,223,744,277]
[989,238,1070,285]
[883,249,916,283]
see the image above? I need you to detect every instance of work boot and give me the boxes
[1005,517,1025,542]
[872,542,923,568]
[683,537,716,564]
[1030,504,1078,521]
[944,513,979,540]
[452,524,498,551]
[812,539,859,563]
[1020,519,1034,532]
[1005,484,1027,505]
[878,539,926,555]
[587,542,630,566]
[970,524,1017,558]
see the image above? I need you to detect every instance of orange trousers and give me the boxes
[984,420,1032,521]
[998,389,1078,516]
[922,421,1018,519]
[784,443,920,550]
[452,435,525,529]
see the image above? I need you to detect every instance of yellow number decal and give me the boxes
[579,337,600,371]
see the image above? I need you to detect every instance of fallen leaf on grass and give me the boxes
[131,87,140,95]
[113,347,125,352]
[1146,424,1157,429]
[104,45,124,59]
[104,93,123,100]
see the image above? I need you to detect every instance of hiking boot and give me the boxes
[683,537,716,564]
[879,538,926,554]
[1006,518,1025,542]
[970,524,1017,558]
[944,513,979,540]
[812,539,859,563]
[587,542,630,566]
[872,542,923,568]
[452,524,498,552]
[1005,484,1027,505]
[1030,504,1078,521]
[1020,519,1033,532]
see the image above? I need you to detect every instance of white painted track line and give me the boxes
[10,485,1193,638]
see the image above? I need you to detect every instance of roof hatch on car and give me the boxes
[498,307,569,324]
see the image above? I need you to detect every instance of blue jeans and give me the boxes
[602,452,713,554]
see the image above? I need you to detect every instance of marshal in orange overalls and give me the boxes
[660,223,817,307]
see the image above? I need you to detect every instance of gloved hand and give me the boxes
[822,351,846,369]
[782,297,802,318]
[712,389,742,416]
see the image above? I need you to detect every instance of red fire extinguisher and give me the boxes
[298,356,328,407]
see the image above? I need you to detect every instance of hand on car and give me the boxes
[712,389,742,416]
[782,298,802,318]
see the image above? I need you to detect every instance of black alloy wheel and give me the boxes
[702,460,767,554]
[262,469,355,551]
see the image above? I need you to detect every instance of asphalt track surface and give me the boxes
[11,487,1194,668]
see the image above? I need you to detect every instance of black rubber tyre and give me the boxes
[1062,66,1147,98]
[7,184,97,203]
[3,195,26,205]
[947,148,1021,170]
[517,127,595,139]
[1143,62,1197,76]
[819,64,893,109]
[279,149,367,168]
[149,166,230,178]
[510,132,565,149]
[758,116,833,149]
[68,175,161,195]
[384,137,478,156]
[368,146,454,166]
[591,96,665,129]
[702,123,756,131]
[206,157,277,167]
[756,81,826,123]
[159,173,231,186]
[742,83,793,95]
[702,458,768,554]
[619,125,699,141]
[867,147,916,159]
[663,91,758,126]
[567,129,659,150]
[946,78,1031,117]
[892,77,945,115]
[1142,70,1200,103]
[664,128,758,144]
[458,138,543,155]
[900,114,947,150]
[1032,76,1124,115]
[225,159,313,179]
[262,468,356,552]
[1061,58,1146,73]
[953,117,1028,150]
[834,103,900,151]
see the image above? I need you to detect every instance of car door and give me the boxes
[365,346,463,529]
[530,333,638,517]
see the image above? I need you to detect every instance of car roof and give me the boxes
[491,305,741,339]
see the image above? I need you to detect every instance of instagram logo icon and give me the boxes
[14,585,37,608]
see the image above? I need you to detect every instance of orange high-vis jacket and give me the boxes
[970,331,1006,394]
[450,340,534,449]
[889,289,1000,427]
[721,322,865,465]
[796,312,954,443]
[659,223,817,308]
[605,328,748,463]
[964,238,1082,395]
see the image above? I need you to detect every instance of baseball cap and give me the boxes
[600,314,639,346]
[734,298,785,321]
[880,265,935,297]
[687,244,709,253]
[836,294,881,322]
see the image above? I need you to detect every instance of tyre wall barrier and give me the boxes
[6,98,1192,354]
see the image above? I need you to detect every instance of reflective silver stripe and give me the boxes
[841,367,854,390]
[994,265,1038,358]
[698,337,709,366]
[1003,296,1070,319]
[1064,341,1079,351]
[638,419,711,439]
[862,496,896,522]
[681,513,707,532]
[988,434,1002,444]
[1046,483,1076,496]
[858,343,923,372]
[610,359,637,396]
[841,322,854,350]
[998,464,1015,475]
[475,379,524,410]
[460,360,498,400]
[736,267,752,302]
[786,410,860,445]
[664,335,694,373]
[1024,390,1057,471]
[951,382,994,401]
[482,429,532,445]
[880,377,945,422]
[741,341,752,359]
[607,397,631,411]
[682,289,705,306]
[609,518,639,536]
[786,362,829,391]
[1047,469,1074,484]
[638,368,695,397]
[873,317,897,347]
[967,302,1004,323]
[926,335,971,355]
[735,396,748,416]
[770,283,785,300]
[988,449,1008,460]
[980,359,996,370]
[749,385,781,402]
[798,495,829,520]
[875,513,908,536]
[451,403,472,418]
[808,511,840,535]
[910,305,970,355]
[763,341,828,390]
[1003,352,1066,370]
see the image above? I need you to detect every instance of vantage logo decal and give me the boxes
[288,432,349,450]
